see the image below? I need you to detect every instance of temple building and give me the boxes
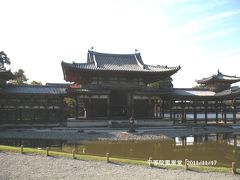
[1,49,240,126]
[196,70,240,92]
[0,68,66,124]
[61,49,240,126]
[0,69,15,84]
[61,49,180,120]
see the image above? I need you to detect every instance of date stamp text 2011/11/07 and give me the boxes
[148,160,217,166]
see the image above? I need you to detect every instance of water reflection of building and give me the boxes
[1,49,240,126]
[1,136,239,167]
[175,134,240,147]
[65,135,240,167]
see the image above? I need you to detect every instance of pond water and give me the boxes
[1,133,239,168]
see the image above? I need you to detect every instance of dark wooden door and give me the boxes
[110,90,128,117]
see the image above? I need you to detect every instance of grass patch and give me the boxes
[0,145,147,165]
[189,165,233,173]
[0,145,239,174]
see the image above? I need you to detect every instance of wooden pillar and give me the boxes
[44,96,48,122]
[234,135,237,147]
[182,101,185,123]
[233,99,236,124]
[161,100,164,119]
[132,97,135,117]
[172,99,176,123]
[170,109,172,120]
[33,108,35,121]
[181,110,184,123]
[148,97,152,118]
[4,99,8,122]
[87,96,92,118]
[127,93,131,117]
[205,134,208,142]
[107,96,110,117]
[29,104,33,122]
[223,102,227,124]
[0,105,2,123]
[59,96,64,123]
[193,102,197,124]
[204,101,208,124]
[220,100,224,123]
[15,107,18,122]
[46,108,50,122]
[215,100,218,123]
[170,100,173,120]
[45,97,49,122]
[184,100,187,121]
[75,96,79,119]
[232,162,237,174]
[182,137,186,146]
[173,112,176,124]
[20,109,23,121]
[224,110,227,124]
[181,101,183,123]
[127,92,134,117]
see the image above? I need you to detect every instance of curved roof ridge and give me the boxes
[197,71,240,84]
[134,53,145,69]
[146,64,181,70]
[218,72,240,78]
[62,61,95,66]
[88,49,139,56]
[3,84,66,88]
[174,87,210,91]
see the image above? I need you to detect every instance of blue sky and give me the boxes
[1,0,240,87]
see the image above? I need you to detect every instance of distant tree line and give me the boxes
[1,51,42,85]
[10,68,42,85]
[148,77,173,88]
[192,84,207,89]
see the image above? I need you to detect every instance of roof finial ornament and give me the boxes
[134,49,140,54]
[89,46,94,51]
[217,69,220,74]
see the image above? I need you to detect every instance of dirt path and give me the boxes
[0,152,239,180]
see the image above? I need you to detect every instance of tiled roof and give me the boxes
[45,83,71,87]
[62,50,180,73]
[215,86,240,96]
[0,69,12,73]
[173,87,240,97]
[197,70,240,84]
[137,87,240,97]
[0,69,15,80]
[0,85,66,95]
[65,62,96,70]
[173,88,216,97]
[67,88,110,94]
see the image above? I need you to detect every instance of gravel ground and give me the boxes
[0,126,239,141]
[0,152,239,180]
